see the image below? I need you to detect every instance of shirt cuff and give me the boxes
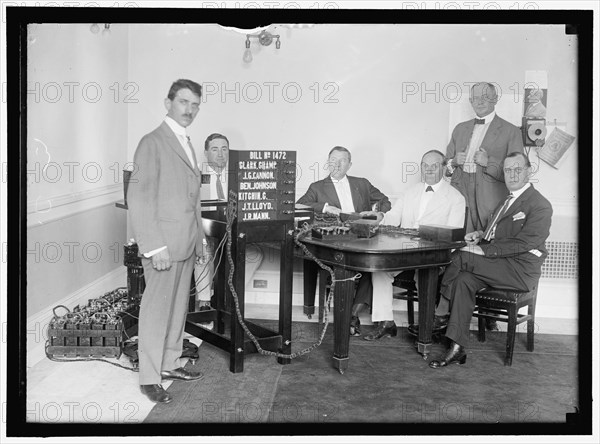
[144,245,167,258]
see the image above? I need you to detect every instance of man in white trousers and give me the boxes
[364,150,466,341]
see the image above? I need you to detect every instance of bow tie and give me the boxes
[426,186,434,192]
[474,118,486,125]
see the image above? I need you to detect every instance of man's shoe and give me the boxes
[429,341,467,368]
[350,316,361,337]
[198,304,212,312]
[140,384,172,403]
[407,314,449,336]
[485,318,500,331]
[363,321,397,341]
[160,367,204,381]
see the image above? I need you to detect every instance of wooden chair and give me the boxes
[392,271,418,325]
[473,284,538,366]
[395,206,469,326]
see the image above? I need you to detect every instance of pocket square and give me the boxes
[512,211,526,221]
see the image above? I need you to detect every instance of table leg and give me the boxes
[332,267,355,374]
[303,259,318,318]
[416,267,438,360]
[277,228,294,365]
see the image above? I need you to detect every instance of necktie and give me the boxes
[474,118,485,125]
[216,173,225,200]
[186,136,198,169]
[483,193,513,241]
[426,186,434,192]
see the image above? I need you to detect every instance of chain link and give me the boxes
[224,204,360,360]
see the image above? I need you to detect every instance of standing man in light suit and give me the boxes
[128,79,205,404]
[446,82,523,234]
[364,150,466,341]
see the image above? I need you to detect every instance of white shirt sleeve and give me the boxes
[144,246,167,258]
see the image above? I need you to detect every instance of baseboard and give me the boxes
[243,272,579,335]
[26,266,127,369]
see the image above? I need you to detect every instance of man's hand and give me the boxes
[359,210,384,224]
[152,248,172,271]
[464,230,483,245]
[324,205,341,215]
[474,149,488,167]
[454,152,467,166]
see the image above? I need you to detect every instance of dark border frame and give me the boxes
[7,5,593,438]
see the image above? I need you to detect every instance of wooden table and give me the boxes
[298,230,463,374]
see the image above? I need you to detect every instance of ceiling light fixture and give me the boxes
[243,30,281,63]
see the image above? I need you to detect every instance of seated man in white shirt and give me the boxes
[195,133,264,311]
[363,150,466,341]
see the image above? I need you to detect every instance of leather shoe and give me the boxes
[407,314,449,336]
[349,316,361,336]
[429,341,467,368]
[363,321,397,341]
[160,367,204,381]
[140,384,172,403]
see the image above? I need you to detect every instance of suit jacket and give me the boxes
[479,184,552,288]
[446,114,523,227]
[127,122,204,261]
[383,180,466,229]
[297,175,391,213]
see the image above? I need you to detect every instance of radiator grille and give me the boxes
[541,241,578,279]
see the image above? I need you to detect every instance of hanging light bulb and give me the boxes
[102,23,111,36]
[243,37,252,63]
[275,37,281,49]
[90,23,100,34]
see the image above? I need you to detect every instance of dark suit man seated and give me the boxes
[429,152,552,369]
[297,146,391,332]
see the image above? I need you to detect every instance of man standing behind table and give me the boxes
[363,150,466,341]
[297,146,391,335]
[128,79,205,404]
[430,152,552,369]
[446,82,524,234]
[195,133,264,311]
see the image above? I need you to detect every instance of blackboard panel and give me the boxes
[228,150,296,222]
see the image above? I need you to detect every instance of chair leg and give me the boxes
[505,305,518,366]
[527,299,536,352]
[318,271,328,325]
[407,295,415,326]
[477,313,486,342]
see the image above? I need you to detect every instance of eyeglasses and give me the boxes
[503,167,525,175]
[421,162,442,170]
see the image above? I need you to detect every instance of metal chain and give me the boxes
[224,204,360,360]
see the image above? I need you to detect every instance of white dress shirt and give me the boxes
[487,182,531,240]
[417,181,442,221]
[200,162,228,201]
[164,116,196,167]
[329,175,355,213]
[464,111,495,173]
